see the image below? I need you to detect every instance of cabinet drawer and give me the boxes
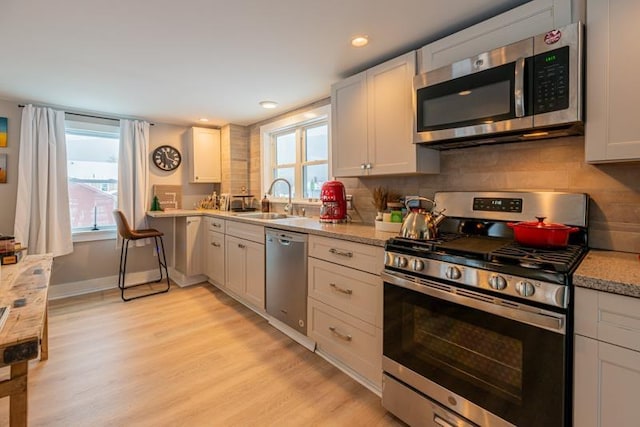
[308,298,381,387]
[575,287,640,352]
[226,220,264,244]
[308,235,383,274]
[207,217,225,233]
[308,257,381,327]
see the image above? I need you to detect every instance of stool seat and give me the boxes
[113,210,170,301]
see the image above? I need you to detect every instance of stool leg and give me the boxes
[120,239,131,301]
[119,235,170,302]
[153,236,164,283]
[158,235,170,290]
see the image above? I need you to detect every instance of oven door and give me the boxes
[381,271,568,427]
[414,37,534,144]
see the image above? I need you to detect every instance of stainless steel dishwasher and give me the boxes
[265,228,308,335]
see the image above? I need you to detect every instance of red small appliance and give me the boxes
[319,180,347,223]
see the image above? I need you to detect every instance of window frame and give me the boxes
[260,104,331,203]
[64,116,120,242]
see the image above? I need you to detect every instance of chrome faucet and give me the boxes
[267,178,292,213]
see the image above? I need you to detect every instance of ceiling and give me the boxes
[0,0,529,127]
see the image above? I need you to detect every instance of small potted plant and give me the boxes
[372,187,388,221]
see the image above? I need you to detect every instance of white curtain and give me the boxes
[118,119,150,246]
[14,104,73,257]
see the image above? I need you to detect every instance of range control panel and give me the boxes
[473,197,523,213]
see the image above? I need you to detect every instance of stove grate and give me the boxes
[490,243,585,273]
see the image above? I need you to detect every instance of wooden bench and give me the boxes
[0,254,52,427]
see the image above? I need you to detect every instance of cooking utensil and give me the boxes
[399,197,446,240]
[508,216,579,248]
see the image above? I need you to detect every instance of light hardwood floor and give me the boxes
[0,283,404,426]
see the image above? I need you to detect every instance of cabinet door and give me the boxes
[366,52,420,176]
[585,0,640,162]
[243,240,265,309]
[574,335,640,427]
[419,0,572,73]
[225,235,245,296]
[206,230,225,286]
[331,72,368,177]
[185,217,203,276]
[189,127,221,182]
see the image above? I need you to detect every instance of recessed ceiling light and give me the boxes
[198,118,209,122]
[259,101,278,109]
[351,36,369,47]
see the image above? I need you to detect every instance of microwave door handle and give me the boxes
[514,57,525,117]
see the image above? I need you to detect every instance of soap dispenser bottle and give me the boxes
[261,194,270,213]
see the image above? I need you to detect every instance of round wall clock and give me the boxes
[152,145,181,171]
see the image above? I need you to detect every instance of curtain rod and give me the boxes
[18,104,155,126]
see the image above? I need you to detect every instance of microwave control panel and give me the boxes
[533,46,570,114]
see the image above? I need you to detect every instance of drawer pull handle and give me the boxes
[211,242,221,248]
[212,223,222,228]
[329,326,352,342]
[329,248,353,258]
[238,243,246,249]
[329,283,353,295]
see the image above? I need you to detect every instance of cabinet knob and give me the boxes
[360,164,366,170]
[365,163,372,169]
[238,243,246,249]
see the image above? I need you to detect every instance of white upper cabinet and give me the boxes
[188,127,221,183]
[585,0,640,163]
[418,0,572,73]
[331,52,439,177]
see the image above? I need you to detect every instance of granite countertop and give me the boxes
[150,211,640,297]
[147,209,395,247]
[574,250,640,298]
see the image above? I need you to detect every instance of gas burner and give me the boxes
[519,260,543,269]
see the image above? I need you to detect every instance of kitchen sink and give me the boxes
[233,212,299,220]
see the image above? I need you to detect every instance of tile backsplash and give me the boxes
[249,101,640,254]
[340,136,640,253]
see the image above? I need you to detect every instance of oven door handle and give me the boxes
[382,271,565,334]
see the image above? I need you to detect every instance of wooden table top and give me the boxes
[0,254,52,367]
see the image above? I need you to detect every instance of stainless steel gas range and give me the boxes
[381,191,589,427]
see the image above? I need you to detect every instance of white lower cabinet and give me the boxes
[224,222,265,310]
[308,298,381,385]
[574,287,640,426]
[307,235,384,390]
[206,218,225,286]
[175,216,204,278]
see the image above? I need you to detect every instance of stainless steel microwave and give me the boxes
[414,22,583,149]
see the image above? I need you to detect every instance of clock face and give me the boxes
[153,145,181,171]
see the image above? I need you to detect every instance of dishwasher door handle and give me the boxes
[278,238,292,246]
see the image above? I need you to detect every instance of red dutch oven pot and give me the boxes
[508,216,579,248]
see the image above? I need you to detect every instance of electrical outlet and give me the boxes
[346,194,353,210]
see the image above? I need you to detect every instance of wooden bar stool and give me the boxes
[113,210,170,301]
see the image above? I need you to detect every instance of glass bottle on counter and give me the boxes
[261,194,270,213]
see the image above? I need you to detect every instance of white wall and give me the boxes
[0,97,217,293]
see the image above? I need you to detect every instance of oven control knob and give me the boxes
[488,274,507,290]
[516,281,536,297]
[411,259,425,271]
[445,266,462,280]
[396,256,408,268]
[385,253,394,266]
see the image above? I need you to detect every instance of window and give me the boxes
[65,117,120,236]
[262,105,330,201]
